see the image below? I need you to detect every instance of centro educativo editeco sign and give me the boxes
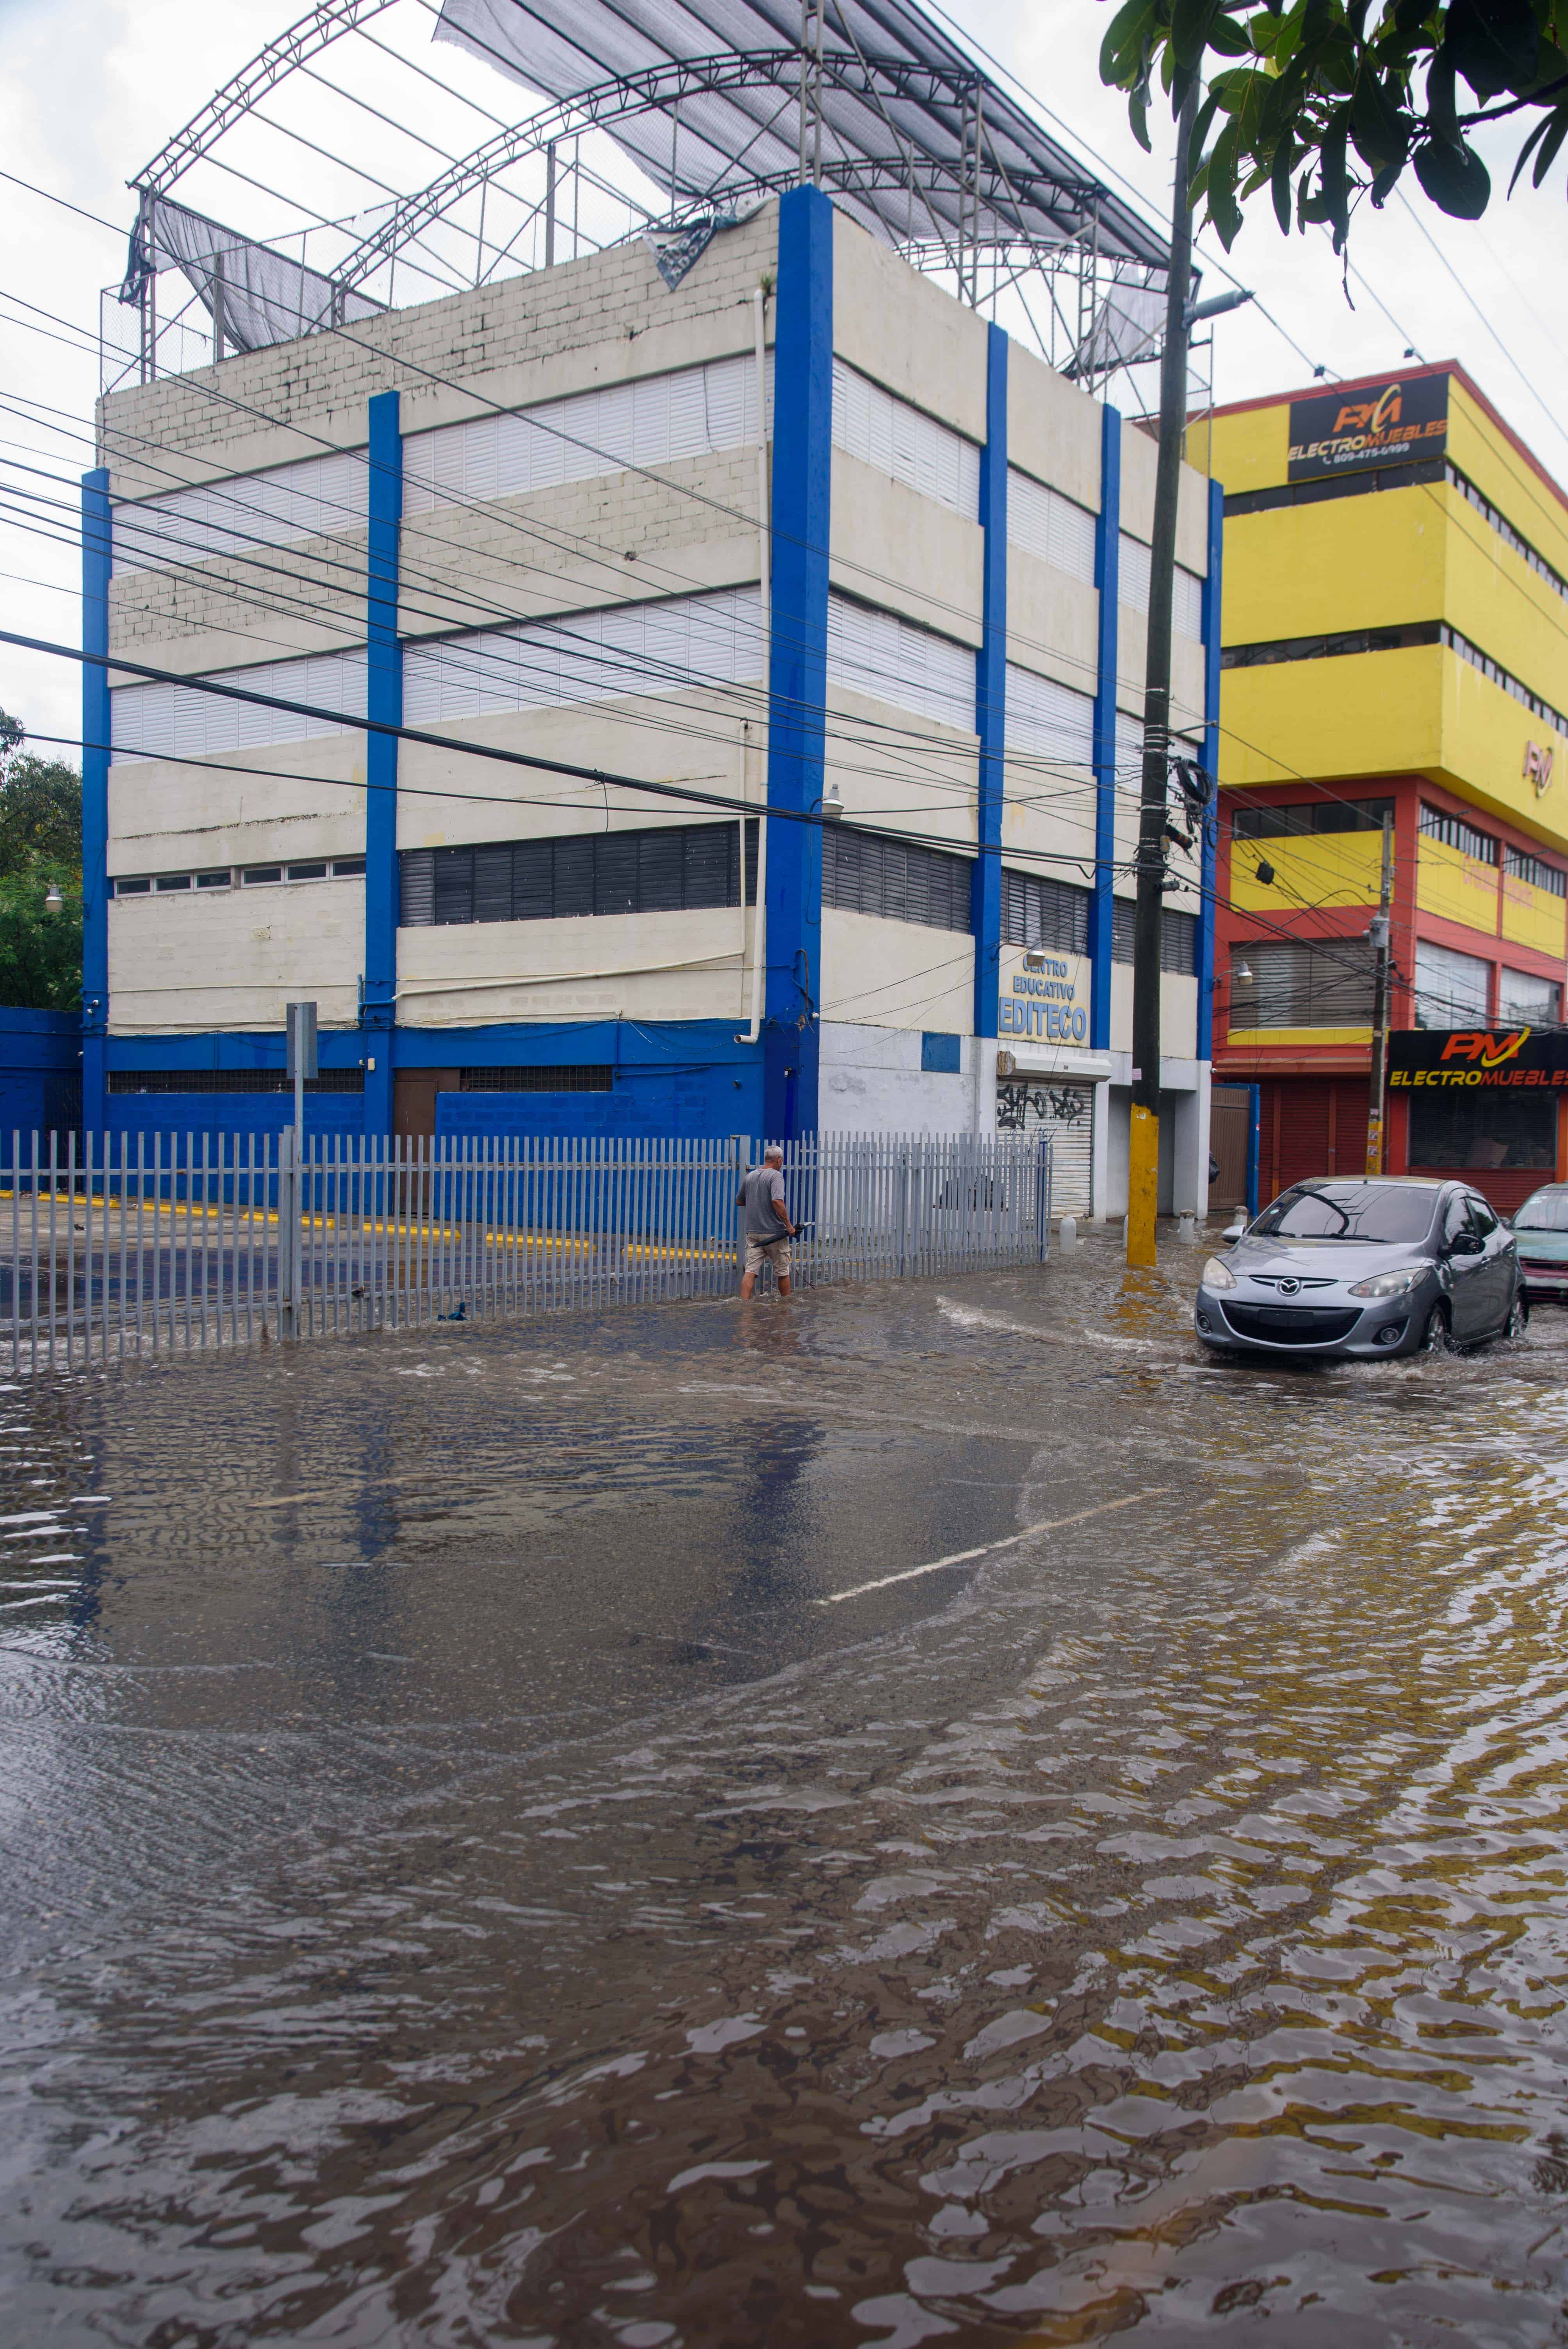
[1288,373,1449,484]
[1388,1027,1568,1090]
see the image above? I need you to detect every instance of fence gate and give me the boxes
[0,1127,1051,1372]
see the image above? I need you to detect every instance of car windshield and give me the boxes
[1515,1189,1568,1232]
[1251,1184,1438,1243]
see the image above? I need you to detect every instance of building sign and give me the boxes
[1388,1027,1568,1087]
[998,955,1089,1045]
[1287,372,1449,484]
[1525,740,1556,795]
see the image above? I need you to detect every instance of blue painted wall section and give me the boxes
[0,1010,83,1157]
[1197,473,1224,1060]
[972,321,1007,1043]
[80,468,110,1133]
[763,184,832,1142]
[1090,408,1120,1053]
[363,389,402,1134]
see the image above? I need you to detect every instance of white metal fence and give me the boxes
[0,1127,1051,1372]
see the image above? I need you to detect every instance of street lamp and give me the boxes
[1024,948,1047,972]
[815,782,844,820]
[43,882,62,915]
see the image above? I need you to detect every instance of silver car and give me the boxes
[1195,1177,1526,1360]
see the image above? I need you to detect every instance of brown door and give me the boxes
[1210,1085,1251,1215]
[393,1071,438,1140]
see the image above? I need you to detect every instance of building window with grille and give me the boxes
[1112,902,1199,973]
[1413,939,1491,1027]
[1499,967,1561,1025]
[1001,870,1089,954]
[1229,938,1375,1027]
[821,827,972,932]
[1420,805,1499,863]
[400,819,757,927]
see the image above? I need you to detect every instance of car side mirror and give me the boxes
[1447,1230,1483,1257]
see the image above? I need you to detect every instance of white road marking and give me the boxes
[816,1488,1170,1605]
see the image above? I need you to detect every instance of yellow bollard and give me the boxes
[1126,1103,1158,1268]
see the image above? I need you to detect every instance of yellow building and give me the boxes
[1202,361,1568,1212]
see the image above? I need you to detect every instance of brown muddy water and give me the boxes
[4,1226,1568,2346]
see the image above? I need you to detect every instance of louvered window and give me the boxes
[821,826,971,932]
[403,588,763,725]
[403,353,770,512]
[111,649,367,763]
[112,449,367,577]
[1001,870,1090,953]
[831,361,980,518]
[1110,903,1201,972]
[1005,663,1095,767]
[400,820,758,928]
[1007,469,1097,584]
[1118,533,1204,639]
[1230,938,1375,1025]
[826,595,976,732]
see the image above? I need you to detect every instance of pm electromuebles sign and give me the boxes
[1287,372,1449,484]
[1388,1027,1568,1087]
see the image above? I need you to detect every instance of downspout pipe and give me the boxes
[737,280,770,1045]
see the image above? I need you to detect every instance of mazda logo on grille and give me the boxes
[1277,1277,1301,1296]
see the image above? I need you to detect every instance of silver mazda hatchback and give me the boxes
[1195,1177,1525,1360]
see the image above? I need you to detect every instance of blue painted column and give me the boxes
[363,390,402,1137]
[763,184,832,1143]
[1196,472,1224,1061]
[80,469,110,1136]
[1090,404,1121,1052]
[972,323,1007,1049]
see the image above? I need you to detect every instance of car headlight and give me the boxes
[1201,1256,1237,1291]
[1348,1265,1425,1299]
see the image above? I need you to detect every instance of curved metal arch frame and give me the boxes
[331,48,1110,291]
[133,0,403,198]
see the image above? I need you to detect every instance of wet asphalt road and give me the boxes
[5,1225,1568,2345]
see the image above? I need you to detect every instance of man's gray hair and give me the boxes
[763,1143,784,1163]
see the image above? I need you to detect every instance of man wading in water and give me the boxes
[738,1144,796,1300]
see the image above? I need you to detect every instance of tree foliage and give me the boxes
[1099,0,1568,248]
[0,710,83,1011]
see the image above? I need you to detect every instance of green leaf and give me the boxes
[1508,104,1555,186]
[1442,0,1539,98]
[1209,14,1254,51]
[1302,0,1336,48]
[1426,50,1463,143]
[1412,130,1493,210]
[1390,0,1437,36]
[1172,0,1222,73]
[1526,102,1568,185]
[1350,67,1411,168]
[1370,158,1406,200]
[1099,0,1161,87]
[1131,82,1154,148]
[1272,134,1297,223]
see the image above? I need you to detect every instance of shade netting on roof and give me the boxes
[432,0,1169,269]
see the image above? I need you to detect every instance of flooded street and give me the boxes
[5,1226,1568,2345]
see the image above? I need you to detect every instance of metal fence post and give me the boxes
[278,1123,298,1340]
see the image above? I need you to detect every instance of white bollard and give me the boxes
[1177,1211,1197,1244]
[1058,1214,1077,1255]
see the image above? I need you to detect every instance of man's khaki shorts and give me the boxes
[744,1234,791,1276]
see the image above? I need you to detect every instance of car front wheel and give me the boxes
[1503,1289,1530,1342]
[1416,1303,1451,1355]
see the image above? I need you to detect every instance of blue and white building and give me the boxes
[86,0,1220,1219]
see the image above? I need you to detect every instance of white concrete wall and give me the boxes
[107,882,362,1035]
[821,691,978,855]
[819,1021,976,1132]
[830,454,983,645]
[109,735,368,876]
[819,908,973,1034]
[1008,345,1102,510]
[832,215,989,440]
[397,905,752,1028]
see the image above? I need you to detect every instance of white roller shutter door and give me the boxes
[997,1078,1094,1214]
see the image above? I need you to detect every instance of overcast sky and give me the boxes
[2,0,1565,754]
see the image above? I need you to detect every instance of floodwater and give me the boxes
[5,1228,1568,2346]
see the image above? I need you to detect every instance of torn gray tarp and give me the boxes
[121,194,384,355]
[642,210,745,289]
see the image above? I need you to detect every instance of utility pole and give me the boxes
[1127,78,1200,1269]
[1364,812,1394,1177]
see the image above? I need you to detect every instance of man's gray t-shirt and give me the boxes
[740,1166,788,1239]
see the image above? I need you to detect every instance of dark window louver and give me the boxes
[400,820,758,927]
[821,827,972,933]
[1110,902,1200,973]
[1001,869,1090,954]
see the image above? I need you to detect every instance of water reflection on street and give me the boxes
[4,1226,1568,2344]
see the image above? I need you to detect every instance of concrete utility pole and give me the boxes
[1364,813,1394,1177]
[1127,79,1200,1270]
